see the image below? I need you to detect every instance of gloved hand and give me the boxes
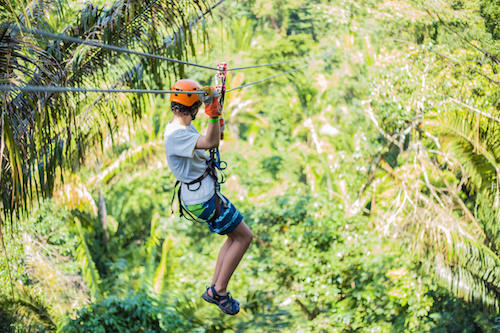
[201,86,221,117]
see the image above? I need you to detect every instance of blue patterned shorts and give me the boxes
[185,194,243,235]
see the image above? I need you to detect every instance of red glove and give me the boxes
[205,97,221,117]
[201,86,221,117]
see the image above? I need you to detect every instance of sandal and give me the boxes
[202,285,240,315]
[201,284,216,304]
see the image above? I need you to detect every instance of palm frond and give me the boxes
[434,253,500,311]
[1,0,219,224]
[0,287,56,332]
[371,148,500,312]
[475,191,500,252]
[426,111,499,197]
[408,196,500,312]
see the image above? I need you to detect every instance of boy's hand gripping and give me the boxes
[201,86,221,118]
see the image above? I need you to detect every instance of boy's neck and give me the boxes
[174,113,193,126]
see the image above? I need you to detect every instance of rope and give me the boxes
[226,65,308,92]
[12,26,220,71]
[0,85,204,94]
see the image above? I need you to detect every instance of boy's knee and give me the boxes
[246,230,253,244]
[240,230,253,246]
[230,221,252,245]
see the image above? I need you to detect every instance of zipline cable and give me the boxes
[9,24,326,73]
[227,56,313,71]
[226,65,308,92]
[12,26,220,71]
[225,47,335,71]
[0,64,309,95]
[0,85,205,95]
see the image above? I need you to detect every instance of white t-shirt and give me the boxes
[164,121,215,205]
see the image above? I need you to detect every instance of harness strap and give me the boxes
[170,180,199,222]
[171,158,225,225]
[207,154,222,224]
[184,168,211,191]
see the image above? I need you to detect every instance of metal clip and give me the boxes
[215,62,227,95]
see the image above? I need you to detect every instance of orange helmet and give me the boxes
[170,79,201,106]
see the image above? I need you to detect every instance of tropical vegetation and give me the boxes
[1,0,499,331]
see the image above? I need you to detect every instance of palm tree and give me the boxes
[424,100,500,310]
[368,47,500,314]
[351,0,500,311]
[0,0,220,227]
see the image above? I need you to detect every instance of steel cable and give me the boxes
[0,63,308,95]
[11,26,220,71]
[227,56,313,71]
[8,24,325,73]
[0,85,205,95]
[226,48,334,71]
[226,65,308,92]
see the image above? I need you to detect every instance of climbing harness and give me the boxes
[170,152,227,224]
[170,145,228,225]
[208,62,229,220]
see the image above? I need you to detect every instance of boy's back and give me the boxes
[164,121,214,205]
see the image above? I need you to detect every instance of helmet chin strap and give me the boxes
[191,108,199,120]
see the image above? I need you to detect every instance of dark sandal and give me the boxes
[202,284,217,304]
[202,285,240,315]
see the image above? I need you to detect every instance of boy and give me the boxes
[164,79,253,315]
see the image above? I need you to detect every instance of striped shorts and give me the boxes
[185,194,243,235]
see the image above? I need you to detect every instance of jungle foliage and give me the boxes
[1,0,500,332]
[0,0,216,222]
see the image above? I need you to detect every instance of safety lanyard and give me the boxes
[210,62,228,172]
[215,62,227,139]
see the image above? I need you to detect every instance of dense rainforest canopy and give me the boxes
[1,0,499,331]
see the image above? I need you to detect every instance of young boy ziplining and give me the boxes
[164,79,253,315]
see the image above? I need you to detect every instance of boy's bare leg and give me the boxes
[211,237,233,286]
[209,221,252,296]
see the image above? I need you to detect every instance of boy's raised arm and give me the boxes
[196,87,222,149]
